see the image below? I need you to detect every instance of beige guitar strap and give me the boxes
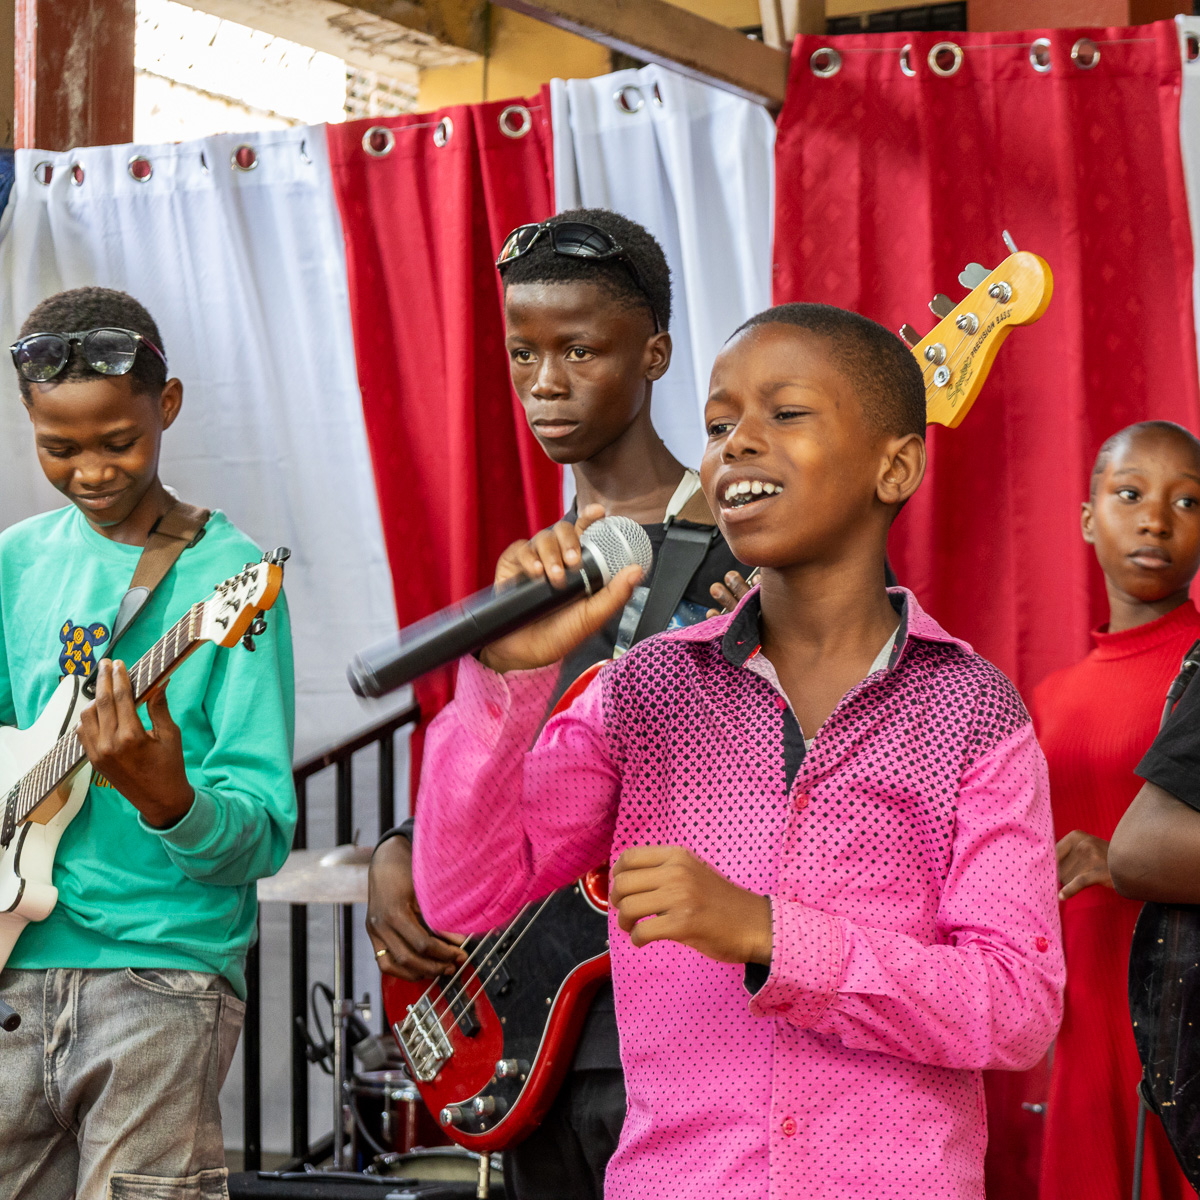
[100,500,211,673]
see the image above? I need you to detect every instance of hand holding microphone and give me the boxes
[347,507,652,697]
[480,505,646,673]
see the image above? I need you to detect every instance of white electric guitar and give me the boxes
[0,549,288,971]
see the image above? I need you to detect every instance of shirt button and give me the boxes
[794,792,810,812]
[774,695,787,711]
[1035,936,1049,953]
[781,1116,797,1137]
[485,701,503,720]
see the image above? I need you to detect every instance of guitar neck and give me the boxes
[14,604,204,823]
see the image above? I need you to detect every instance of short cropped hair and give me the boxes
[733,303,926,440]
[16,287,167,401]
[1090,420,1200,497]
[498,208,672,332]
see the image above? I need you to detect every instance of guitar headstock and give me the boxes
[197,548,288,649]
[904,238,1053,429]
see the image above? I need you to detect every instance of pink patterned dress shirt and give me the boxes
[413,588,1064,1199]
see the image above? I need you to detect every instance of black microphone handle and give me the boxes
[348,547,605,698]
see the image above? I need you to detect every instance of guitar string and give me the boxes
[15,611,191,820]
[14,597,212,823]
[414,899,541,1028]
[434,891,560,1042]
[410,911,527,1022]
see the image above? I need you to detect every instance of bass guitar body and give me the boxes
[382,867,611,1153]
[0,674,93,969]
[1128,901,1200,1189]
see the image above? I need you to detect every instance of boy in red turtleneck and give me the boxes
[1034,420,1200,1200]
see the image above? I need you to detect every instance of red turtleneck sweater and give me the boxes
[1032,601,1200,1200]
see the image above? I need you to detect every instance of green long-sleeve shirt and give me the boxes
[0,505,296,996]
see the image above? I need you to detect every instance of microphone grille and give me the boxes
[580,515,654,582]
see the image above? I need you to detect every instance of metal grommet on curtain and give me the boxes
[652,81,664,106]
[899,44,916,77]
[299,138,312,164]
[614,85,644,114]
[927,42,963,77]
[70,163,85,186]
[232,145,258,171]
[498,105,532,139]
[362,125,395,157]
[128,155,153,182]
[809,47,842,78]
[32,161,53,185]
[433,117,453,147]
[1188,32,1200,62]
[1029,38,1052,73]
[1071,37,1100,69]
[199,151,209,174]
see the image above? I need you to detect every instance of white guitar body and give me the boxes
[0,674,93,970]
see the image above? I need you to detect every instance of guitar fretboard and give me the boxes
[12,603,204,825]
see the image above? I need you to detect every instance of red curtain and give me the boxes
[773,22,1197,1197]
[774,21,1198,697]
[327,100,562,783]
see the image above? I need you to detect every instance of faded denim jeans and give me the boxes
[0,967,244,1200]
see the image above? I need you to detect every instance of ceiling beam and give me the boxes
[491,0,790,108]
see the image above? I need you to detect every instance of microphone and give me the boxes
[347,516,654,699]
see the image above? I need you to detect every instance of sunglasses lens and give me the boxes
[496,224,541,265]
[550,222,619,259]
[82,328,139,375]
[15,334,70,382]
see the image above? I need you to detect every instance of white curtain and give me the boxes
[0,127,402,759]
[551,65,776,478]
[0,128,405,1151]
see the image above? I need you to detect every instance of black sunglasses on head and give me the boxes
[496,220,662,332]
[10,327,168,384]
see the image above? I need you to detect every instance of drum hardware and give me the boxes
[258,846,499,1193]
[258,844,375,1171]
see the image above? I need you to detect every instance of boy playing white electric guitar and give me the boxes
[0,287,295,1200]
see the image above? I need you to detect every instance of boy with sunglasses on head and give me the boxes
[366,210,746,1199]
[411,302,1065,1199]
[0,287,295,1200]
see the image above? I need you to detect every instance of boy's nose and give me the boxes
[531,361,568,398]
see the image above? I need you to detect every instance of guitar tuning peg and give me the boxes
[241,633,257,652]
[898,323,920,349]
[958,263,991,290]
[929,293,955,319]
[250,616,267,637]
[1002,229,1018,254]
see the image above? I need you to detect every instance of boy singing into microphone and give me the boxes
[412,304,1064,1198]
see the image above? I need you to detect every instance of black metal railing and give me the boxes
[241,702,420,1169]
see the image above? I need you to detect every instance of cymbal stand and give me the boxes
[331,900,358,1170]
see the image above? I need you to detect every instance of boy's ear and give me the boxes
[1081,500,1096,544]
[159,378,183,431]
[644,331,672,383]
[877,433,926,508]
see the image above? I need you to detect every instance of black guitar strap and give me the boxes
[629,486,719,648]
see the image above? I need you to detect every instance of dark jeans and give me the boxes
[503,1069,626,1200]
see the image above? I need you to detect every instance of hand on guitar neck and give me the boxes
[76,658,195,830]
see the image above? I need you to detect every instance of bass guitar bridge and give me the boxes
[396,995,454,1081]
